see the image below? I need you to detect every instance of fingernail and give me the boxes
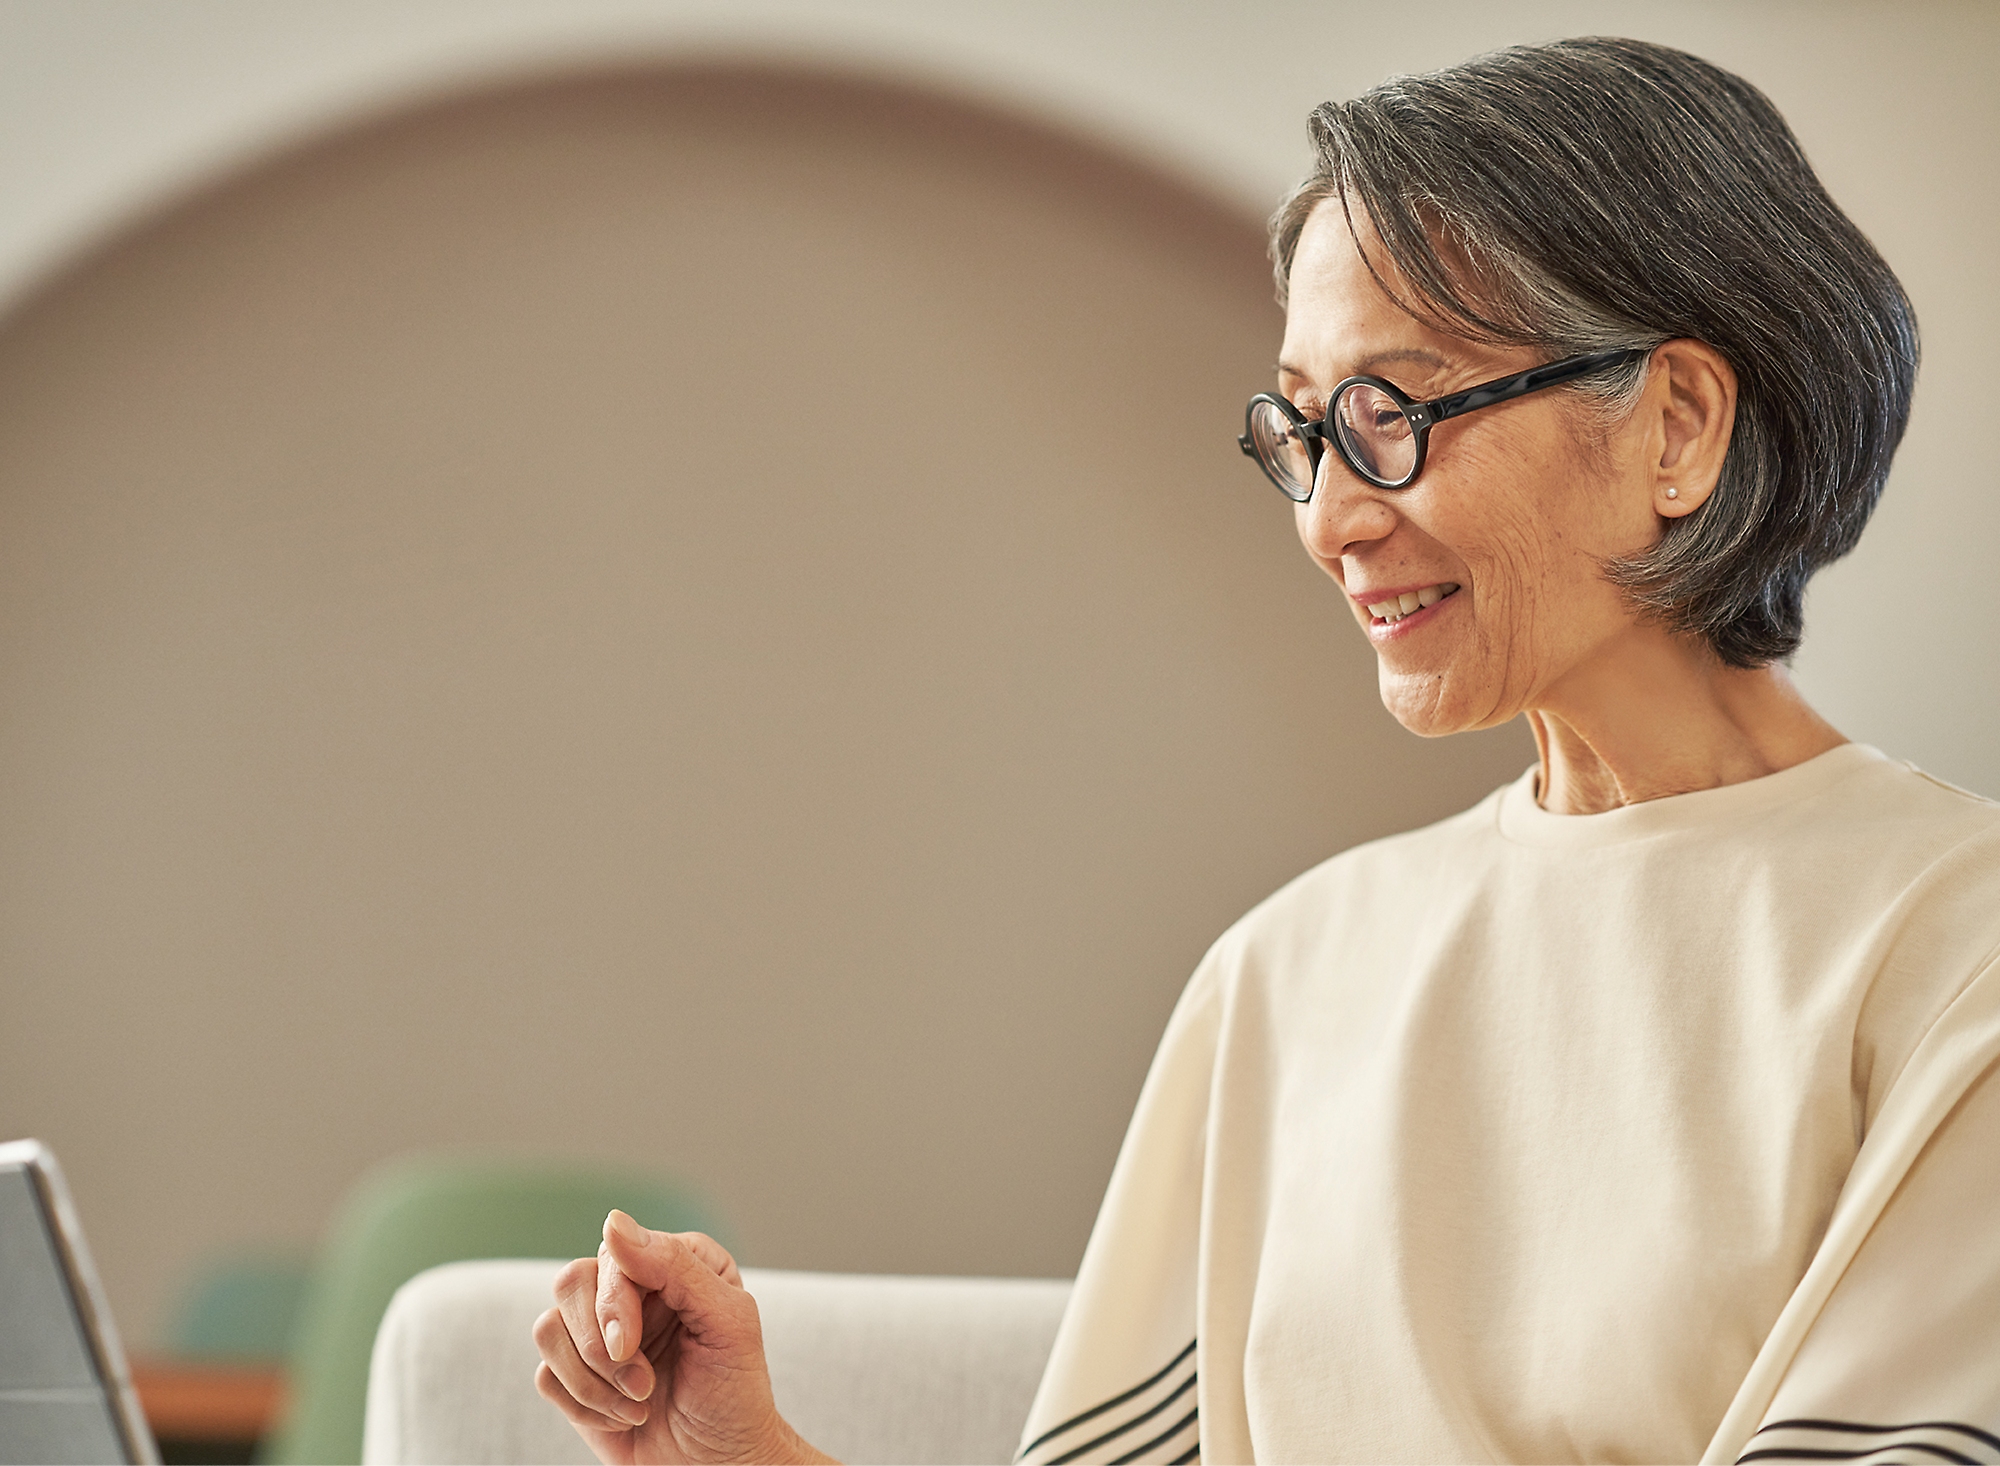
[602,1319,626,1360]
[606,1209,649,1248]
[614,1393,649,1426]
[615,1363,651,1403]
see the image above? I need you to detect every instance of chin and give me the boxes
[1377,665,1505,739]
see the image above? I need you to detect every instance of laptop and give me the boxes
[0,1140,157,1464]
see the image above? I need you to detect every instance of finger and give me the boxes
[603,1214,757,1348]
[535,1360,638,1436]
[594,1227,645,1366]
[553,1257,654,1404]
[532,1305,649,1429]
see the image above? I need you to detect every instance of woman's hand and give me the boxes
[533,1210,836,1465]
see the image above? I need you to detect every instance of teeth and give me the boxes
[1366,582,1459,623]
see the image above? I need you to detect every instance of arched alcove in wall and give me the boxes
[0,63,1532,1342]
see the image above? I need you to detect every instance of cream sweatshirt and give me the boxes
[1021,744,2000,1465]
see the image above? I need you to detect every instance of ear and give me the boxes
[1645,339,1737,519]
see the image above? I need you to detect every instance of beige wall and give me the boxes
[4,3,1995,800]
[0,67,1532,1346]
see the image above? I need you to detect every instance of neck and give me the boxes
[1526,624,1846,815]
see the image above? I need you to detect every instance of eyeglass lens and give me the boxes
[1333,382,1418,487]
[1247,398,1317,501]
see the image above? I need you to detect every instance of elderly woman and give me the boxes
[531,37,2000,1466]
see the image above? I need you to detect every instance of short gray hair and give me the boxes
[1272,37,1918,667]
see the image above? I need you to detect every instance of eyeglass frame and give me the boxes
[1237,346,1651,500]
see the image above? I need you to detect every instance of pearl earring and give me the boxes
[1665,487,1680,500]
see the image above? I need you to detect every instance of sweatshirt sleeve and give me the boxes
[1016,955,1223,1466]
[1732,1053,2000,1464]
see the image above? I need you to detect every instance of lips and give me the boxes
[1362,582,1460,624]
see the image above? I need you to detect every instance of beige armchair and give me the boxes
[362,1260,1071,1465]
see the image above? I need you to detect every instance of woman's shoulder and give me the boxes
[1803,745,2000,882]
[1864,749,2000,829]
[1200,772,1523,966]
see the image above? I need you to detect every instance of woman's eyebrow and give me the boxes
[1355,347,1450,374]
[1275,346,1451,383]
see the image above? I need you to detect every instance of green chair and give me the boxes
[165,1252,313,1363]
[261,1154,719,1465]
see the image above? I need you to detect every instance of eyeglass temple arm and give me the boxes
[1419,348,1649,426]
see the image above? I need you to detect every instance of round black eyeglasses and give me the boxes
[1238,347,1649,500]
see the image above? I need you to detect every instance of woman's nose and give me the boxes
[1295,455,1398,561]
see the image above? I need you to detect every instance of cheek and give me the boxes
[1419,433,1626,669]
[1422,440,1561,613]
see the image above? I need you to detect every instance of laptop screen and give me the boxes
[0,1145,150,1465]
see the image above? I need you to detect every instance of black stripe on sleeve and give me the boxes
[1048,1371,1196,1465]
[1107,1407,1199,1466]
[1167,1443,1200,1465]
[1737,1447,1976,1464]
[1753,1422,2000,1456]
[1737,1445,1977,1464]
[1739,1419,2000,1465]
[1018,1338,1197,1460]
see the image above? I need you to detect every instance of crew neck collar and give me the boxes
[1494,741,1891,849]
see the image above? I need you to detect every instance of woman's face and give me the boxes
[1280,201,1665,736]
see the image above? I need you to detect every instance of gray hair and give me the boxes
[1271,37,1918,667]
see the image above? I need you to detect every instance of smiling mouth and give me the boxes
[1365,582,1461,625]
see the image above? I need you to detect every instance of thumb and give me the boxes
[603,1211,743,1324]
